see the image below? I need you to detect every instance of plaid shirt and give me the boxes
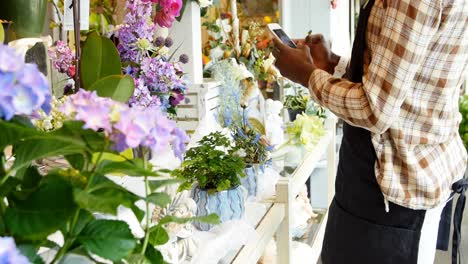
[309,0,468,209]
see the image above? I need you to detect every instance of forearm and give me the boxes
[307,69,395,134]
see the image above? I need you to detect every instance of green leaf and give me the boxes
[146,192,171,208]
[53,121,107,152]
[20,166,42,189]
[18,245,45,264]
[97,159,159,177]
[75,175,140,215]
[4,175,76,240]
[148,179,182,192]
[88,75,135,103]
[77,219,137,262]
[148,225,169,246]
[176,0,189,22]
[72,210,94,236]
[126,254,151,264]
[11,121,107,172]
[157,213,220,226]
[0,119,40,150]
[80,32,122,89]
[145,246,164,264]
[65,154,85,170]
[0,177,20,196]
[131,204,145,222]
[12,137,86,171]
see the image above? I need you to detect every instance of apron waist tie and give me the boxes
[452,178,467,264]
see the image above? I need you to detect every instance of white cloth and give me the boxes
[417,200,448,264]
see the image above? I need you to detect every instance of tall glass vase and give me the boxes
[0,0,47,39]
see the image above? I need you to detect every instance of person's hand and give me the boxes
[294,34,340,74]
[271,37,316,87]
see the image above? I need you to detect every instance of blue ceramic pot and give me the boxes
[288,109,305,122]
[192,185,245,231]
[241,164,264,197]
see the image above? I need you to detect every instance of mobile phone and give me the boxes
[267,23,297,48]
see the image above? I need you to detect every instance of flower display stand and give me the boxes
[175,79,220,133]
[228,117,337,264]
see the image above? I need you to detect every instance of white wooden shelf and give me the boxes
[230,117,337,264]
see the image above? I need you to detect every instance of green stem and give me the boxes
[141,149,151,255]
[86,140,109,190]
[52,209,80,263]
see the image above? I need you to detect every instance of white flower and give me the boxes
[198,0,213,8]
[208,19,232,41]
[43,119,53,131]
[236,149,247,158]
[229,59,253,80]
[209,46,224,61]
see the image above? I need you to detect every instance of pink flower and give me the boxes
[114,109,147,148]
[154,0,182,28]
[155,8,176,28]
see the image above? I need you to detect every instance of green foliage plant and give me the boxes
[173,132,246,193]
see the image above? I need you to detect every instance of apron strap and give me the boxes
[452,178,467,264]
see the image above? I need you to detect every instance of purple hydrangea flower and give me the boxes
[128,78,161,108]
[61,89,189,158]
[0,237,31,264]
[117,0,155,63]
[48,41,76,78]
[140,57,186,95]
[0,45,51,121]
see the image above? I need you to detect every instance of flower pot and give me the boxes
[241,164,264,197]
[288,109,305,122]
[192,185,245,231]
[0,0,47,39]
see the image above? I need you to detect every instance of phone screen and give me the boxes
[273,29,296,48]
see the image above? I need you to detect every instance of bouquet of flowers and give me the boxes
[117,0,189,114]
[203,15,277,83]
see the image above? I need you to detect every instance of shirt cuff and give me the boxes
[333,56,349,78]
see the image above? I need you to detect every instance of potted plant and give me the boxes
[0,0,47,39]
[283,81,310,121]
[173,132,247,231]
[232,109,272,197]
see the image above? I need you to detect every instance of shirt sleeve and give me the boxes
[308,0,442,134]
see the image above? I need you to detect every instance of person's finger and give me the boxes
[305,33,325,45]
[271,37,289,52]
[293,39,306,46]
[272,47,280,59]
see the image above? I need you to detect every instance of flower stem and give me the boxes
[141,149,151,255]
[52,209,80,263]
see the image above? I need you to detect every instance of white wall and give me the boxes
[280,0,351,58]
[280,0,331,40]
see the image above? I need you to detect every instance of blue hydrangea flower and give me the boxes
[0,45,51,121]
[0,237,31,264]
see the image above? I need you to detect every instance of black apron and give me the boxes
[320,0,467,263]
